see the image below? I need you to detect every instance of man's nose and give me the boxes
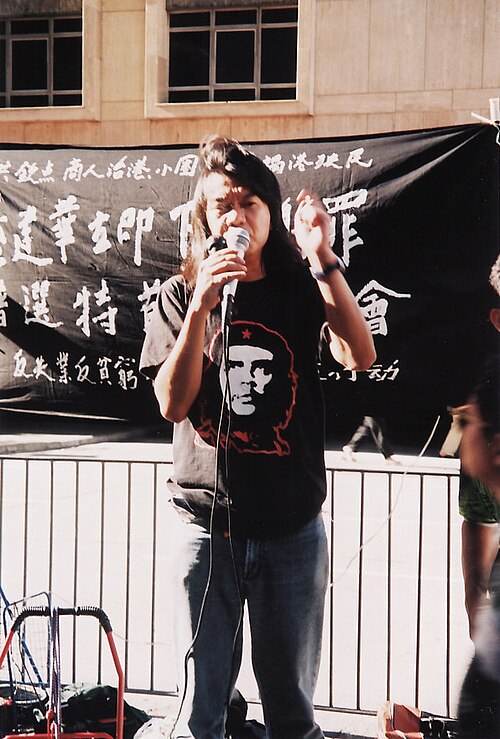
[226,205,245,227]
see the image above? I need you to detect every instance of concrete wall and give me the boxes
[0,0,499,146]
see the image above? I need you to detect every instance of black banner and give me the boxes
[0,124,498,447]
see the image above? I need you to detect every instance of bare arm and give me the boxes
[293,190,376,371]
[461,520,500,638]
[153,247,246,422]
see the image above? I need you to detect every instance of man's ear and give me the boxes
[489,308,500,333]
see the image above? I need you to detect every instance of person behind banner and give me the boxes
[139,134,375,739]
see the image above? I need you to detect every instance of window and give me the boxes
[0,16,82,108]
[167,6,298,103]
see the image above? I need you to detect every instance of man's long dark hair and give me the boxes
[182,134,302,285]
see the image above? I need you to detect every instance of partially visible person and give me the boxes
[457,354,500,738]
[459,255,500,639]
[456,331,500,735]
[342,415,399,464]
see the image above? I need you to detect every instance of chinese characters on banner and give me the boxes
[0,125,498,438]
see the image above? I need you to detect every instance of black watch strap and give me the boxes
[310,257,346,281]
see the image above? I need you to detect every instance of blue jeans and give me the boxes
[167,510,329,739]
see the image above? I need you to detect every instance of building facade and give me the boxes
[0,0,499,147]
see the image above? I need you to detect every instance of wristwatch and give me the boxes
[310,256,346,281]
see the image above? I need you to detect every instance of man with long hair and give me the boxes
[140,135,375,738]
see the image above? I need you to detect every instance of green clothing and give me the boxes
[459,472,500,524]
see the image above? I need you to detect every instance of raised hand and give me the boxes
[293,189,332,262]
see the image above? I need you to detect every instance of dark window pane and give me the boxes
[262,8,298,24]
[169,12,210,29]
[11,19,49,34]
[54,36,82,89]
[214,88,255,102]
[169,89,209,103]
[0,95,6,108]
[11,94,49,107]
[53,93,82,106]
[261,27,296,83]
[0,21,5,34]
[169,30,209,87]
[54,18,82,33]
[168,5,298,104]
[12,40,47,90]
[0,40,5,92]
[216,30,253,83]
[261,86,296,100]
[215,10,256,26]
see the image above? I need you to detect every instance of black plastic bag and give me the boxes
[33,684,149,739]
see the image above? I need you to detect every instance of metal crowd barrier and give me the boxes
[0,445,468,725]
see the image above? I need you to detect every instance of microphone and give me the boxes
[221,227,250,326]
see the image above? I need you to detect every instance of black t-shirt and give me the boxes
[140,263,328,538]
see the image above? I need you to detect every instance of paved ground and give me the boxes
[131,691,377,738]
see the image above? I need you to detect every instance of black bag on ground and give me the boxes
[0,686,48,737]
[33,684,149,739]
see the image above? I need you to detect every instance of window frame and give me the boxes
[1,16,83,109]
[166,8,298,104]
[0,0,99,123]
[145,0,314,119]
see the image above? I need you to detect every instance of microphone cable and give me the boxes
[218,312,246,721]
[168,301,244,738]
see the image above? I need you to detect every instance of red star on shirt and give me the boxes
[242,328,252,340]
